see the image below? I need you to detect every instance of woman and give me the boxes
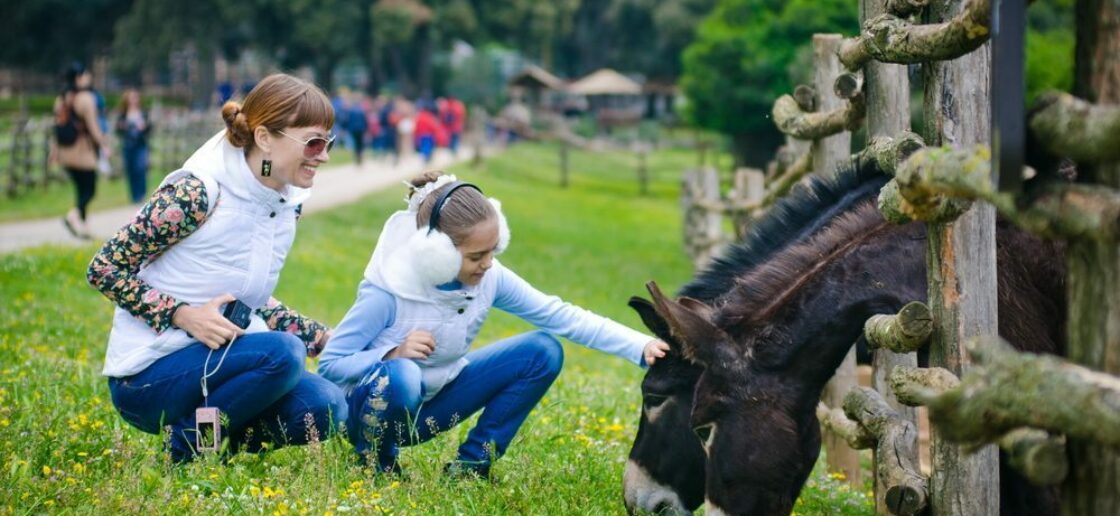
[319,173,670,477]
[114,88,152,204]
[53,62,109,238]
[87,74,346,462]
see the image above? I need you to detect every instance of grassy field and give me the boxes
[0,142,872,514]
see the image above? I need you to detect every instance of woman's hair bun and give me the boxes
[409,171,444,191]
[221,101,252,148]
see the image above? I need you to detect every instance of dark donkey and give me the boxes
[623,161,892,514]
[636,198,1066,515]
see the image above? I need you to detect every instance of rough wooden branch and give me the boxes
[886,0,929,18]
[712,152,815,216]
[888,365,961,406]
[915,336,1120,447]
[858,132,925,174]
[816,402,876,449]
[843,387,928,515]
[864,301,933,353]
[764,152,813,202]
[833,73,863,100]
[997,428,1068,486]
[877,180,915,223]
[838,0,991,71]
[1029,91,1120,163]
[793,84,818,112]
[881,145,1120,238]
[772,93,866,140]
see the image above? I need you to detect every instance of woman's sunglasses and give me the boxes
[277,130,336,158]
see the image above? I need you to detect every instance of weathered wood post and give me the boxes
[681,167,724,268]
[812,35,852,180]
[812,33,863,489]
[39,123,52,186]
[923,0,1000,513]
[560,139,570,188]
[3,127,14,197]
[729,167,765,239]
[1063,0,1120,512]
[858,0,923,510]
[636,144,650,196]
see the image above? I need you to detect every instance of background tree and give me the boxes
[681,0,858,166]
[0,0,130,84]
[111,0,238,106]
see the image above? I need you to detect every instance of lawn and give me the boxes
[0,142,872,514]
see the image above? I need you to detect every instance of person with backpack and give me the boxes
[52,62,109,238]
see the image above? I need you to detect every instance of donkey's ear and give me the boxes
[628,296,677,348]
[677,296,714,321]
[646,281,725,366]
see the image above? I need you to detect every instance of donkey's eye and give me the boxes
[642,394,668,410]
[694,423,714,446]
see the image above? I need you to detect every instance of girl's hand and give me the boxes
[386,330,436,360]
[171,293,246,350]
[643,339,670,366]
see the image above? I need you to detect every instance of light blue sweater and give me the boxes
[318,266,651,390]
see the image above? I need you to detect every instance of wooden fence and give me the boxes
[680,0,1120,513]
[1,107,221,199]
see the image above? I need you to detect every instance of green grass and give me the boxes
[0,142,871,514]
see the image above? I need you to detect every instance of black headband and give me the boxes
[427,181,483,234]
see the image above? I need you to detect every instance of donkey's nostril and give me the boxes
[654,501,671,513]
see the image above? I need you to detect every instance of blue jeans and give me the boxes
[108,331,347,461]
[347,331,563,469]
[416,135,436,162]
[122,143,149,203]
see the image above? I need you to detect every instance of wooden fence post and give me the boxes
[811,33,863,489]
[923,0,1000,513]
[730,167,765,239]
[636,144,649,196]
[559,140,570,188]
[858,0,923,510]
[1063,0,1120,512]
[681,167,723,268]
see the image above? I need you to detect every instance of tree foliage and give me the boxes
[0,0,130,74]
[681,0,858,165]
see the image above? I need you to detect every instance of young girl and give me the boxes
[318,173,669,477]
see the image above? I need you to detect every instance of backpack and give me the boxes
[54,93,84,146]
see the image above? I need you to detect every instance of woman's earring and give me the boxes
[261,157,272,177]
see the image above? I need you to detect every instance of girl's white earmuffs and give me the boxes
[404,181,510,286]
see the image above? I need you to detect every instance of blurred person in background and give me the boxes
[52,62,109,239]
[412,102,445,163]
[115,88,152,204]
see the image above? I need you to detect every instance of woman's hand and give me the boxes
[643,339,671,366]
[171,293,245,350]
[385,330,436,360]
[310,329,332,357]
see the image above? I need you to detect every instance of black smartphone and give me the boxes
[222,299,252,330]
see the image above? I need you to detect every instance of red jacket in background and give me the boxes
[414,111,449,147]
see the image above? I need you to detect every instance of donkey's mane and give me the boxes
[717,201,892,330]
[677,158,889,303]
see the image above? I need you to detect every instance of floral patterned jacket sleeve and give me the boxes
[86,175,208,333]
[87,179,328,354]
[256,297,328,357]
